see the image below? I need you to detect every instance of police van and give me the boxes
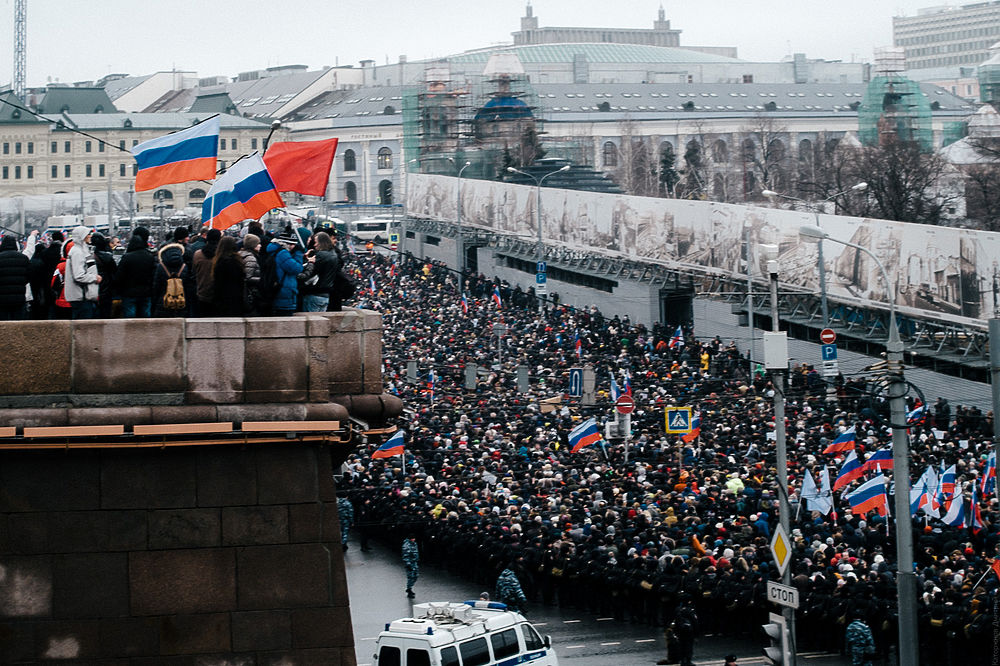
[373,601,558,666]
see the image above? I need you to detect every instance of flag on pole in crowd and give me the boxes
[982,451,996,497]
[819,467,835,517]
[372,430,405,459]
[801,468,821,511]
[610,375,622,402]
[622,369,632,396]
[906,403,926,425]
[668,325,684,350]
[201,153,284,230]
[131,116,220,191]
[461,292,469,314]
[823,426,857,454]
[492,286,502,308]
[910,477,932,517]
[681,412,702,443]
[568,418,604,454]
[369,274,376,293]
[970,486,985,533]
[942,493,965,527]
[833,450,864,491]
[848,475,890,517]
[992,558,1000,582]
[389,261,398,278]
[574,331,582,358]
[862,447,894,473]
[939,464,956,503]
[347,237,357,255]
[802,468,834,516]
[426,369,435,402]
[262,138,338,196]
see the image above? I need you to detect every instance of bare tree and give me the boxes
[964,164,1000,230]
[740,113,790,198]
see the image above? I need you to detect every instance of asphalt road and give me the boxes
[344,538,851,666]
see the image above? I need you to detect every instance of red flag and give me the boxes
[992,558,1000,581]
[263,138,338,196]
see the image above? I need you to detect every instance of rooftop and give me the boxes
[449,42,742,66]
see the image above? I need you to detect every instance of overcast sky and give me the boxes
[0,0,948,86]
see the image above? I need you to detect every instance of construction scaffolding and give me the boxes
[858,48,933,150]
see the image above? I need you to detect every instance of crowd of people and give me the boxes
[0,221,353,320]
[334,248,1000,665]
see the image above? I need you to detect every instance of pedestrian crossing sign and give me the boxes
[665,407,692,433]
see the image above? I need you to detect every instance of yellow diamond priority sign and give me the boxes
[770,523,792,578]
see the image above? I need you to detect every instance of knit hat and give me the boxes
[243,233,260,251]
[173,226,190,242]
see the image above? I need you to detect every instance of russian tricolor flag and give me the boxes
[622,370,632,396]
[862,447,894,473]
[668,325,684,350]
[833,450,864,491]
[849,475,889,517]
[131,116,220,192]
[568,418,603,453]
[372,430,404,459]
[982,451,996,497]
[939,464,956,502]
[823,426,857,454]
[461,293,469,314]
[492,286,502,308]
[906,404,926,426]
[574,331,582,358]
[201,153,284,230]
[681,412,702,443]
[610,375,622,402]
[942,493,965,527]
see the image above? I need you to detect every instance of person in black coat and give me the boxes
[39,230,64,317]
[27,238,49,319]
[210,236,245,317]
[0,235,30,320]
[91,233,118,318]
[152,242,195,317]
[116,230,155,318]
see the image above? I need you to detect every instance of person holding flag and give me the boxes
[568,418,604,454]
[834,450,865,491]
[492,285,502,308]
[823,426,857,454]
[372,430,405,460]
[668,325,684,351]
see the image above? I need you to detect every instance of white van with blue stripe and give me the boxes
[373,601,558,666]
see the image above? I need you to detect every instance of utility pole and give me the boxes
[991,273,1000,515]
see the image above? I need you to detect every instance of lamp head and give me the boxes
[558,164,570,172]
[852,182,868,192]
[761,189,778,199]
[507,167,517,173]
[464,161,471,167]
[270,120,281,129]
[799,224,828,243]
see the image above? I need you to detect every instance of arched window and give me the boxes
[603,141,618,168]
[798,139,813,162]
[154,189,173,201]
[377,147,393,170]
[742,139,756,162]
[345,181,357,203]
[378,179,393,205]
[767,139,786,163]
[713,173,726,201]
[188,188,206,204]
[712,139,728,163]
[344,149,356,172]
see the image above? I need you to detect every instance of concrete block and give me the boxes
[307,333,330,403]
[217,403,306,424]
[0,407,69,427]
[148,509,221,549]
[359,309,382,333]
[0,620,35,662]
[288,504,322,543]
[99,617,159,657]
[150,405,218,424]
[130,550,235,616]
[245,337,308,403]
[52,553,128,617]
[68,406,152,426]
[0,452,100,512]
[48,511,109,552]
[157,613,230,655]
[323,310,363,333]
[73,320,186,394]
[361,330,383,394]
[221,506,289,546]
[185,336,246,404]
[321,502,341,546]
[246,317,307,339]
[236,544,331,610]
[101,451,197,510]
[291,606,353,649]
[231,610,291,651]
[34,619,101,660]
[327,332,363,395]
[7,514,49,554]
[303,314,330,339]
[0,321,72,395]
[0,555,52,616]
[256,446,319,505]
[196,447,257,507]
[106,510,147,551]
[185,319,246,339]
[303,402,349,422]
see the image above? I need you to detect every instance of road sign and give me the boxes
[821,343,838,361]
[822,360,840,378]
[766,581,800,609]
[615,395,635,415]
[537,261,547,273]
[820,328,836,344]
[388,233,400,250]
[665,407,692,433]
[536,272,547,284]
[568,368,583,398]
[769,524,792,578]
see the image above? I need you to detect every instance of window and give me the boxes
[65,141,71,153]
[189,188,206,203]
[2,166,7,179]
[459,637,490,666]
[119,140,126,150]
[14,166,21,179]
[85,164,92,177]
[51,141,57,153]
[231,139,237,151]
[27,142,33,154]
[52,165,58,178]
[522,624,545,650]
[15,142,21,154]
[440,646,460,666]
[251,138,258,150]
[65,165,71,177]
[2,143,7,155]
[343,149,356,172]
[491,629,520,659]
[377,147,392,169]
[376,646,400,666]
[26,165,32,179]
[99,164,105,177]
[219,161,226,170]
[120,164,126,177]
[99,142,104,152]
[132,164,138,176]
[132,140,138,147]
[406,649,431,666]
[345,181,357,202]
[603,141,618,167]
[220,138,226,150]
[85,141,92,153]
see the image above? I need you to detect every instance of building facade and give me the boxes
[894,2,1000,70]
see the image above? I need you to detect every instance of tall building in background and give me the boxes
[894,3,1000,70]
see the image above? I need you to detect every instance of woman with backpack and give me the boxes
[152,241,195,317]
[211,236,245,317]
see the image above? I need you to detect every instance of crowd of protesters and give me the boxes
[0,220,352,320]
[334,249,1000,665]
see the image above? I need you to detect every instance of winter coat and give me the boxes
[192,243,218,304]
[152,243,195,317]
[239,249,261,312]
[0,236,30,309]
[266,241,304,312]
[211,253,245,317]
[64,226,99,303]
[115,235,155,299]
[298,249,341,295]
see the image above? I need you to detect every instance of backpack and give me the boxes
[257,249,281,311]
[161,262,186,310]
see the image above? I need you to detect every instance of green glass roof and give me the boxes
[450,43,741,65]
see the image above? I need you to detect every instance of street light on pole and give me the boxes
[799,223,917,666]
[762,183,867,328]
[456,160,471,296]
[507,164,569,313]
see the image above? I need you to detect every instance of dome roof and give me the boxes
[475,95,533,120]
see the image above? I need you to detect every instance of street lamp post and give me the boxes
[507,164,569,313]
[799,224,916,666]
[456,161,471,296]
[762,183,867,328]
